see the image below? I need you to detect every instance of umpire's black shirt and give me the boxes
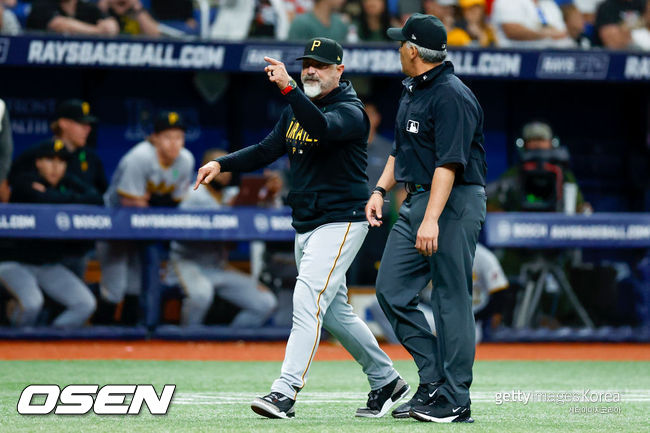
[216,80,369,233]
[392,61,487,186]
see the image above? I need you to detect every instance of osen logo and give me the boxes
[17,384,176,415]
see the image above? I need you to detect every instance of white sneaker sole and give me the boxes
[251,398,294,419]
[409,410,474,423]
[355,384,411,418]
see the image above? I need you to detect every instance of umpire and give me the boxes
[365,14,487,423]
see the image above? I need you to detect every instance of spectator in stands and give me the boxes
[9,99,108,196]
[354,0,392,41]
[594,0,647,48]
[561,3,592,48]
[27,0,119,35]
[95,110,194,325]
[487,121,591,214]
[0,0,20,34]
[397,0,421,25]
[448,0,498,47]
[97,0,161,36]
[575,0,606,23]
[423,0,456,30]
[0,98,12,202]
[151,0,197,30]
[167,149,278,327]
[631,0,650,49]
[0,140,100,328]
[249,0,292,39]
[492,0,574,48]
[288,0,349,42]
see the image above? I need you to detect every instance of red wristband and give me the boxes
[281,84,295,96]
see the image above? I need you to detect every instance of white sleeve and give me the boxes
[492,0,529,25]
[541,1,567,31]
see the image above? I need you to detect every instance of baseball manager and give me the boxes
[195,37,408,420]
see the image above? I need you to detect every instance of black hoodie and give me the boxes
[217,80,370,233]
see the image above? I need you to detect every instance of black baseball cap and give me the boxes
[387,13,447,51]
[33,139,71,161]
[55,99,97,123]
[296,37,343,65]
[153,110,187,133]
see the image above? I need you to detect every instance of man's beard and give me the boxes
[302,74,323,99]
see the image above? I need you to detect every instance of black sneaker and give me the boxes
[251,392,296,419]
[391,380,443,418]
[409,395,473,423]
[355,376,410,418]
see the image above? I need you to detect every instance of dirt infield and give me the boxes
[0,341,649,361]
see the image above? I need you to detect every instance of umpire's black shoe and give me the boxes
[391,380,443,418]
[409,395,473,423]
[251,392,295,419]
[355,376,410,418]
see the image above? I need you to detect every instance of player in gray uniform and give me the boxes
[1,139,100,327]
[168,149,277,326]
[195,38,408,420]
[95,111,195,324]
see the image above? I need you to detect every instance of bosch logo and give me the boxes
[254,214,270,233]
[497,220,512,240]
[55,212,71,231]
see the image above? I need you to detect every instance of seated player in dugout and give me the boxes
[9,99,108,196]
[487,121,592,214]
[94,110,195,325]
[165,149,278,327]
[0,140,101,327]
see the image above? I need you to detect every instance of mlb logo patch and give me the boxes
[0,38,9,64]
[406,120,419,134]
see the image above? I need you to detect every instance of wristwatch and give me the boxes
[372,186,387,198]
[281,79,297,96]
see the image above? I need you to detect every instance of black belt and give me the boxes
[405,183,431,193]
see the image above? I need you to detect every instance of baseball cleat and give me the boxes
[251,392,296,419]
[409,395,473,423]
[355,376,410,418]
[391,380,444,418]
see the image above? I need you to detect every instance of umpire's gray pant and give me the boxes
[271,221,398,400]
[376,185,486,408]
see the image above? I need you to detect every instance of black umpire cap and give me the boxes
[153,110,187,133]
[296,37,344,65]
[387,13,447,51]
[33,139,71,161]
[55,99,97,123]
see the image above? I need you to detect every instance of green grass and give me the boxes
[1,360,649,432]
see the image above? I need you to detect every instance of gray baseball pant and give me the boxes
[271,221,398,400]
[171,259,278,326]
[96,241,142,303]
[0,261,96,327]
